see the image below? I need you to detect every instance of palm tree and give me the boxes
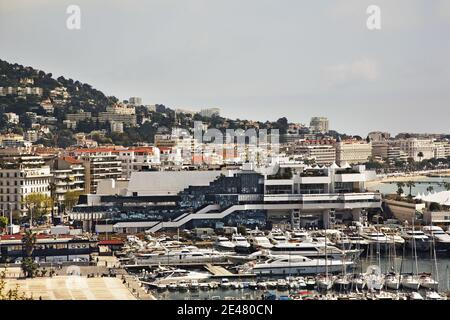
[405,180,416,197]
[417,152,424,162]
[443,182,450,191]
[22,229,36,258]
[48,182,57,226]
[396,182,405,197]
[21,229,37,278]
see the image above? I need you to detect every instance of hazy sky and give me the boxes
[1,0,450,135]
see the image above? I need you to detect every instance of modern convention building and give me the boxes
[71,162,382,233]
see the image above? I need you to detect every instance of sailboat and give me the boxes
[385,231,400,290]
[401,213,421,291]
[316,227,333,291]
[420,222,440,291]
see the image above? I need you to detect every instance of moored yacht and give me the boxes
[402,230,431,252]
[231,234,252,253]
[248,236,273,250]
[249,255,353,275]
[384,273,400,290]
[401,274,421,291]
[214,236,235,251]
[270,241,360,260]
[268,230,289,245]
[419,273,439,290]
[422,226,450,252]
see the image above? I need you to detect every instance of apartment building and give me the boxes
[289,140,336,165]
[73,149,122,194]
[0,151,51,214]
[335,140,372,165]
[114,147,160,179]
[47,157,85,203]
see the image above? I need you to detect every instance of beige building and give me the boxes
[335,140,372,165]
[395,138,435,161]
[294,144,336,165]
[0,151,52,214]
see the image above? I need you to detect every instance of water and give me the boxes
[369,177,450,196]
[149,254,450,300]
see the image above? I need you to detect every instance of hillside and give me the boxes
[0,59,324,147]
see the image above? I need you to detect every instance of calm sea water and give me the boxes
[368,177,450,196]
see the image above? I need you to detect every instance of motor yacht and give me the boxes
[249,255,353,275]
[145,268,211,285]
[422,226,450,251]
[270,241,360,260]
[402,230,431,252]
[214,236,235,251]
[288,230,312,243]
[231,234,251,253]
[131,247,226,265]
[268,231,289,244]
[248,236,273,250]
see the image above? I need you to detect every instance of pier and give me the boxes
[204,264,256,278]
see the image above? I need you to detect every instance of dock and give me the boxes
[204,264,256,278]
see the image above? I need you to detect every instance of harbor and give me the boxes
[119,225,450,300]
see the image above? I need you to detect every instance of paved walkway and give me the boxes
[4,276,136,300]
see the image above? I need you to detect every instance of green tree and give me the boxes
[426,186,434,193]
[22,193,52,224]
[0,216,8,232]
[21,229,37,278]
[396,182,405,197]
[63,190,83,211]
[405,181,416,197]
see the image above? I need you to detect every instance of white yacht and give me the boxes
[214,236,235,251]
[268,230,289,244]
[419,273,439,290]
[131,246,226,265]
[270,241,360,260]
[144,268,211,285]
[402,230,431,252]
[249,255,353,275]
[401,274,421,291]
[422,226,450,251]
[288,230,312,242]
[384,273,400,290]
[231,234,251,253]
[248,236,273,249]
[336,233,370,250]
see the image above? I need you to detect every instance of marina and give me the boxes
[119,226,450,300]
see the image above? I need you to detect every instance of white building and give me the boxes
[0,153,52,214]
[395,138,435,161]
[335,140,372,165]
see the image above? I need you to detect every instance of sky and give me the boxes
[1,0,449,136]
